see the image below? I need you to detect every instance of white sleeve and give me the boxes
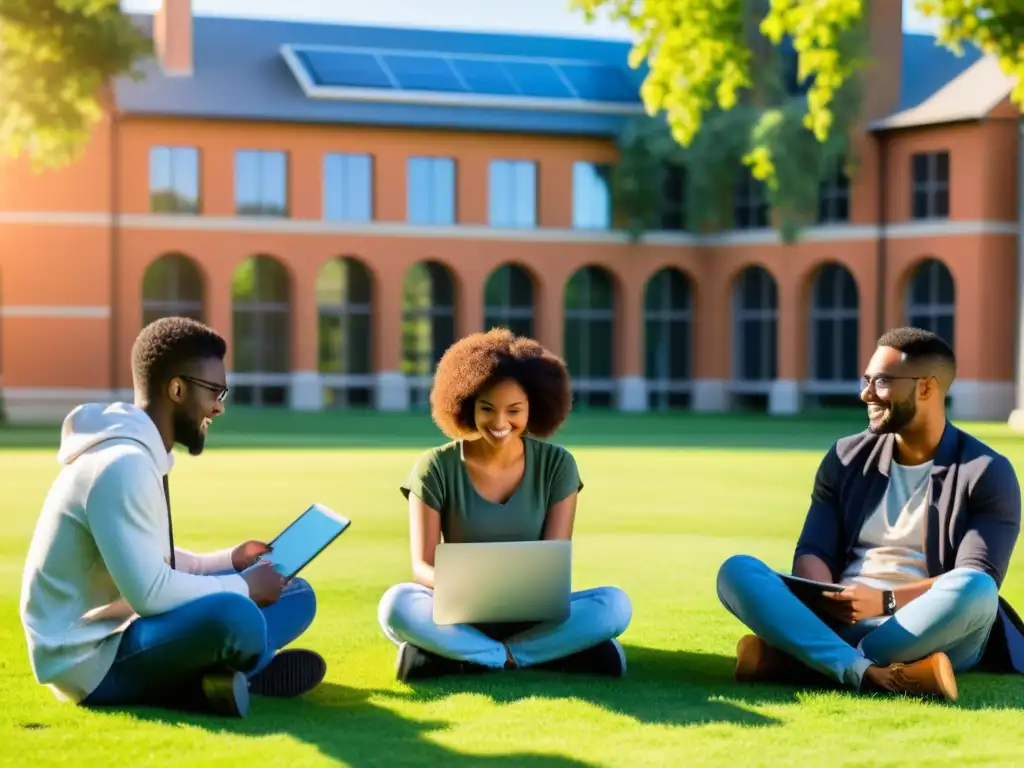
[86,453,249,616]
[174,547,236,575]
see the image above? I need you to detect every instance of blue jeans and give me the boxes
[378,582,633,668]
[716,555,1000,688]
[82,577,316,707]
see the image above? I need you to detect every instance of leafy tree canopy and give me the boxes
[571,0,1024,241]
[0,0,152,169]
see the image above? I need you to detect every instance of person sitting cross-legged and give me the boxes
[378,328,633,682]
[717,327,1024,701]
[19,317,327,717]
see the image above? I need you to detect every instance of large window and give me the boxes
[734,170,770,229]
[911,152,950,220]
[231,255,291,406]
[488,160,536,228]
[644,268,693,410]
[563,266,615,407]
[732,266,778,394]
[660,164,687,231]
[572,162,611,229]
[407,157,456,225]
[235,150,288,217]
[324,153,373,222]
[818,157,850,224]
[149,146,200,213]
[905,258,955,349]
[484,264,534,338]
[141,253,204,326]
[318,256,374,408]
[810,264,859,382]
[402,261,456,408]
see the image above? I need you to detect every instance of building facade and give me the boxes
[0,0,1021,423]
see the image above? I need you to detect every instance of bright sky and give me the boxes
[121,0,939,38]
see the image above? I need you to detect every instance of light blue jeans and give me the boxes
[716,554,1000,688]
[83,576,317,707]
[378,582,633,668]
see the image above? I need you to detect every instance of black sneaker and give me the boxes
[248,649,327,698]
[200,670,250,717]
[539,639,627,677]
[396,643,490,682]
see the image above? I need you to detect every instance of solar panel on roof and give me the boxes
[559,63,638,102]
[383,54,465,93]
[502,61,575,99]
[285,45,642,110]
[298,49,394,89]
[449,58,520,96]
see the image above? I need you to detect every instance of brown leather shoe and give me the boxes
[734,635,784,681]
[880,652,958,701]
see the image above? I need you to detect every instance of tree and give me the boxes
[0,1,152,169]
[571,0,1024,241]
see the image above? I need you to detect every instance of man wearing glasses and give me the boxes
[20,317,325,718]
[716,327,1024,701]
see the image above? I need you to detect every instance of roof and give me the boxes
[114,14,646,136]
[114,16,1017,136]
[870,33,1016,131]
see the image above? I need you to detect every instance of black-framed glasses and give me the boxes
[179,375,229,402]
[861,374,923,394]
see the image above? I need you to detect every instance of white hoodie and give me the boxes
[19,402,250,703]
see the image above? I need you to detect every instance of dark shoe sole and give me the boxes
[396,643,421,682]
[249,649,327,698]
[201,670,249,717]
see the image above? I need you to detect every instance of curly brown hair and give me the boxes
[430,328,573,439]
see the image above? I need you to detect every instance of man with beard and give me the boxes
[716,326,1024,701]
[20,317,325,718]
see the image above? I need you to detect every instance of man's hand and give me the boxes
[819,582,884,624]
[231,540,272,572]
[242,561,285,607]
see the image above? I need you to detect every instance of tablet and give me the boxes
[258,503,351,579]
[777,572,845,604]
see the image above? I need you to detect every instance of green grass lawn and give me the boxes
[3,411,1024,767]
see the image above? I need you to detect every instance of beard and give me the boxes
[172,408,207,456]
[867,393,917,435]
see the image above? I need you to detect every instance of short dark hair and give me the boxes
[131,316,227,399]
[877,326,956,387]
[430,328,573,440]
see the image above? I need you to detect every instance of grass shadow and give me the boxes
[371,646,793,728]
[122,681,602,767]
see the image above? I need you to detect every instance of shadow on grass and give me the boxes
[370,646,794,728]
[115,647,797,768]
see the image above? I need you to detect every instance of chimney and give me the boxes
[862,0,903,120]
[155,0,193,76]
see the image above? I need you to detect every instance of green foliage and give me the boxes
[916,0,1024,109]
[0,0,152,169]
[572,0,1024,242]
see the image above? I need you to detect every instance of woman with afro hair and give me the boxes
[378,328,632,682]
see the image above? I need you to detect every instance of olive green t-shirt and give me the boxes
[400,437,584,543]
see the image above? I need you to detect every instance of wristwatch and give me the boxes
[882,590,897,616]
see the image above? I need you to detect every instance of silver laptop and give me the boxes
[432,540,572,626]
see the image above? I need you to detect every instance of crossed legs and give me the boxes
[82,577,324,716]
[716,554,1000,698]
[378,582,633,680]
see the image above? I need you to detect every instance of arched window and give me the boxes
[732,266,778,408]
[905,258,955,349]
[402,261,456,409]
[484,264,534,338]
[318,256,373,408]
[563,266,615,408]
[810,263,859,381]
[644,268,693,410]
[141,253,204,326]
[231,255,291,407]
